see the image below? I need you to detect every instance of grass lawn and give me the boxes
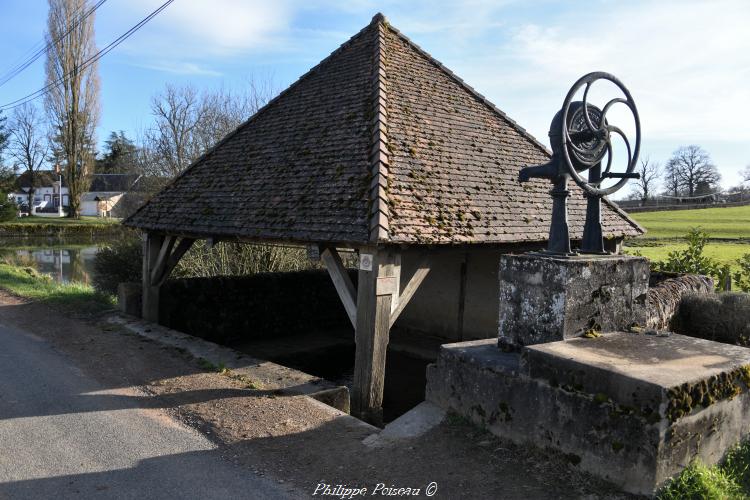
[0,263,114,315]
[624,242,750,272]
[625,205,750,275]
[630,205,750,239]
[658,439,750,499]
[2,216,121,226]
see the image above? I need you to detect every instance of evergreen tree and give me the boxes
[96,131,138,173]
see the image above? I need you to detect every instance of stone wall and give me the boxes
[645,273,714,330]
[159,270,354,344]
[672,292,750,345]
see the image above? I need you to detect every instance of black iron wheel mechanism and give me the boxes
[561,71,641,197]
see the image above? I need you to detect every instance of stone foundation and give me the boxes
[426,333,750,495]
[498,254,649,346]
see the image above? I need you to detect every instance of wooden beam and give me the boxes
[155,238,195,287]
[321,247,357,329]
[352,248,400,426]
[389,255,430,328]
[149,235,175,285]
[142,232,164,322]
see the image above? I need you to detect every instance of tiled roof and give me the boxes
[14,172,140,193]
[89,173,140,192]
[124,14,643,245]
[14,170,61,190]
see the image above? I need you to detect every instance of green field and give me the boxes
[624,242,749,271]
[630,205,750,240]
[625,204,750,274]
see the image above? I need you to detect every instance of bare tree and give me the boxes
[7,104,49,211]
[629,157,660,204]
[145,84,204,178]
[139,78,275,182]
[742,165,750,185]
[662,165,681,197]
[665,145,721,197]
[0,111,9,163]
[44,0,100,218]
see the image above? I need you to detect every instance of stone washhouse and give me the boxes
[124,14,643,424]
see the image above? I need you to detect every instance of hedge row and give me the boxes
[0,223,133,239]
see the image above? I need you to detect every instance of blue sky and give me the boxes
[1,0,748,193]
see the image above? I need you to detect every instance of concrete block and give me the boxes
[426,333,750,495]
[117,282,142,317]
[363,402,446,447]
[498,254,649,346]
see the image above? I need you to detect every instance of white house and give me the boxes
[9,171,141,217]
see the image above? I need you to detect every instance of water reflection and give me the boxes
[0,246,99,283]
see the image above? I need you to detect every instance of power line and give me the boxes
[0,0,108,89]
[0,0,174,112]
[0,1,99,86]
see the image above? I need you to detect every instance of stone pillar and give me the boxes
[118,282,142,317]
[498,254,649,347]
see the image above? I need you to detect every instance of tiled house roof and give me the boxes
[14,172,140,192]
[14,170,61,190]
[125,14,643,245]
[89,173,140,192]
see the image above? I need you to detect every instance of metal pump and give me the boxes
[519,72,641,255]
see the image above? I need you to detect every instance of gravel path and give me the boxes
[0,291,631,499]
[0,318,300,499]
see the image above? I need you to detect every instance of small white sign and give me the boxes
[359,253,373,271]
[306,245,320,261]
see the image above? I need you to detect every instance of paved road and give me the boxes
[0,320,297,499]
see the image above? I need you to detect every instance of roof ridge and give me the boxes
[381,23,553,158]
[125,19,382,229]
[368,18,390,243]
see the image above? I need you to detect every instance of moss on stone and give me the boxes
[498,402,513,422]
[594,393,609,405]
[666,366,750,422]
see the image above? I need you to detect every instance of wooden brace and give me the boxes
[321,247,357,328]
[149,236,195,287]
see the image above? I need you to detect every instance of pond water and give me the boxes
[0,242,100,284]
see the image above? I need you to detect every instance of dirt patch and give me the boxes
[0,290,633,499]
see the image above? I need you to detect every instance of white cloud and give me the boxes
[134,60,222,77]
[474,0,750,144]
[104,0,294,59]
[95,0,749,183]
[427,0,750,186]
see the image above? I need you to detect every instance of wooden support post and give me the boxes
[352,248,400,426]
[142,232,164,322]
[150,235,175,285]
[156,238,194,287]
[321,247,357,329]
[142,233,195,322]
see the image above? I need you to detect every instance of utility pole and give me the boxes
[55,163,63,217]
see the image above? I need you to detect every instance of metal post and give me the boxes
[581,163,605,254]
[547,176,572,255]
